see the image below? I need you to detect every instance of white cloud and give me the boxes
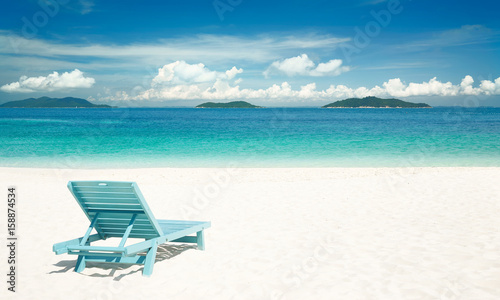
[152,61,243,86]
[0,69,95,93]
[313,59,351,76]
[265,54,315,77]
[382,77,460,97]
[152,61,217,85]
[298,83,318,98]
[264,54,350,77]
[479,77,500,95]
[226,66,244,80]
[460,75,480,95]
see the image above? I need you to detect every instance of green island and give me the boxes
[322,96,431,108]
[196,101,263,108]
[0,96,112,108]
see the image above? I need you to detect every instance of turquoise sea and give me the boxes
[0,107,499,168]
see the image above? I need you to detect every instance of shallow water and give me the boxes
[1,107,499,168]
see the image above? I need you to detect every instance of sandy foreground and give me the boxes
[1,167,500,300]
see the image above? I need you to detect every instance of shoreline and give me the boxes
[0,165,500,175]
[2,157,500,169]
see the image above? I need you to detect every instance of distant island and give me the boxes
[196,101,263,108]
[0,96,112,108]
[322,97,431,108]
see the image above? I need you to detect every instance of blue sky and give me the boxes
[1,0,499,106]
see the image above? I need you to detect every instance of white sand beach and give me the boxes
[1,167,500,300]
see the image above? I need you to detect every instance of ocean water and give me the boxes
[0,107,499,168]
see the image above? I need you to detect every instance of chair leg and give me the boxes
[142,245,158,276]
[197,230,205,250]
[75,255,86,273]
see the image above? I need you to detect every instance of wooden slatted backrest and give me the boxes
[67,181,164,239]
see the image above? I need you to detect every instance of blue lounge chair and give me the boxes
[53,181,211,276]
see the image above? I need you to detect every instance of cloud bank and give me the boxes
[99,61,500,102]
[0,69,95,93]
